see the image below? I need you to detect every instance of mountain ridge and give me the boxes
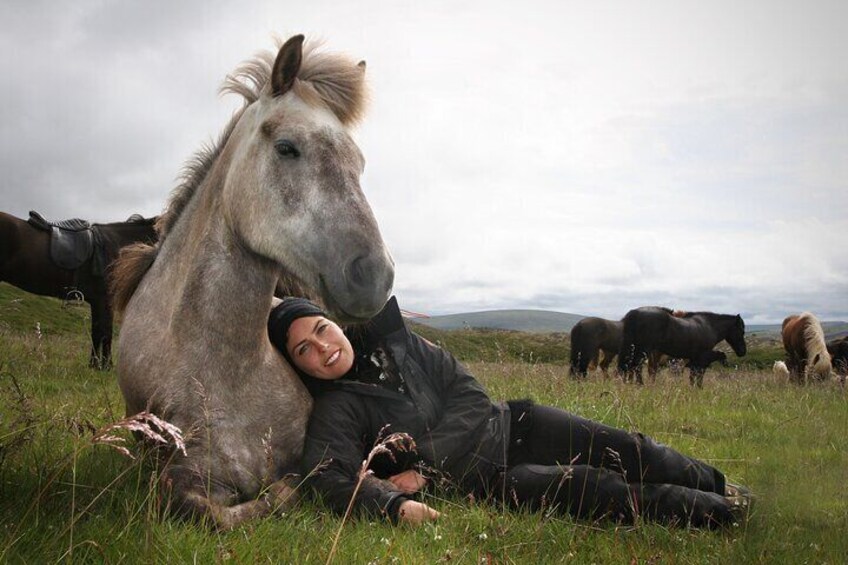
[411,308,848,338]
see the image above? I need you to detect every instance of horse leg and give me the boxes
[786,355,802,385]
[695,367,706,388]
[587,350,601,377]
[570,351,584,379]
[88,300,102,368]
[164,468,300,530]
[647,352,659,382]
[688,366,705,387]
[599,350,612,379]
[572,349,592,379]
[618,342,637,383]
[101,303,114,369]
[632,348,647,385]
[88,297,110,370]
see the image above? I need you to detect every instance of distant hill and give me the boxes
[411,309,585,334]
[748,321,848,340]
[413,307,848,338]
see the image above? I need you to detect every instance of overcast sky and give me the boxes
[2,1,846,324]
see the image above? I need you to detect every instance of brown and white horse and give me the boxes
[111,36,394,529]
[781,312,832,384]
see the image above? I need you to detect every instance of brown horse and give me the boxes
[569,317,622,378]
[0,211,156,368]
[618,306,746,387]
[782,312,832,384]
[111,36,394,529]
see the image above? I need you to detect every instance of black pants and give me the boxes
[496,403,733,528]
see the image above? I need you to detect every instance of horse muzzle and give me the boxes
[321,248,395,322]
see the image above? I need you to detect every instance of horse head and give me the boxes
[223,35,394,322]
[725,314,747,357]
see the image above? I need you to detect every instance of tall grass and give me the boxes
[1,285,846,563]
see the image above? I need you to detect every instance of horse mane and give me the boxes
[799,311,832,373]
[111,38,368,313]
[110,243,158,316]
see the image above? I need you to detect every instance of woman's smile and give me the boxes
[325,349,342,366]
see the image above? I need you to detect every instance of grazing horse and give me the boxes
[111,36,394,530]
[569,317,622,378]
[684,350,728,385]
[0,211,156,368]
[781,313,832,384]
[646,352,688,381]
[618,306,747,387]
[826,336,848,378]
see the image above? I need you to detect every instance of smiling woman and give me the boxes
[267,295,752,529]
[268,297,355,380]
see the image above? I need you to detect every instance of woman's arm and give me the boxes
[301,392,409,522]
[407,333,493,468]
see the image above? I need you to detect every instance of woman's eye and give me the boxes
[296,344,309,356]
[275,140,300,158]
[317,324,328,334]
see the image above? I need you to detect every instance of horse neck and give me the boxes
[96,222,155,252]
[153,162,277,352]
[102,221,154,240]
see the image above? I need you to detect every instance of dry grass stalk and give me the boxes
[91,411,187,459]
[325,427,416,565]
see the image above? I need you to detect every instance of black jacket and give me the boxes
[300,297,510,522]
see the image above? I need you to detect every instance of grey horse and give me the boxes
[111,35,394,529]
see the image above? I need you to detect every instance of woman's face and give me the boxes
[286,316,354,380]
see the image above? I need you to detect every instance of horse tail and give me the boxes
[110,243,158,316]
[800,312,832,379]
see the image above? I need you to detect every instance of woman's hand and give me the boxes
[398,500,440,525]
[388,469,428,494]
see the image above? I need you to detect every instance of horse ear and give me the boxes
[271,34,305,97]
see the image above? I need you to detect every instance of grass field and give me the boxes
[1,283,846,563]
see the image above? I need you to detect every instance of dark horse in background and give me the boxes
[569,317,623,378]
[618,306,747,387]
[826,336,848,378]
[0,211,157,369]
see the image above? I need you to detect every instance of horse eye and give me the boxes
[275,140,300,158]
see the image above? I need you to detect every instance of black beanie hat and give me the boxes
[267,297,327,359]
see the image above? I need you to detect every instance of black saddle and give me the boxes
[28,210,95,271]
[27,210,91,232]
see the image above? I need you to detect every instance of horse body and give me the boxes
[618,306,746,387]
[569,317,622,378]
[781,313,832,383]
[0,211,156,368]
[114,36,394,529]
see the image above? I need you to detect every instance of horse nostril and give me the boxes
[347,255,370,288]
